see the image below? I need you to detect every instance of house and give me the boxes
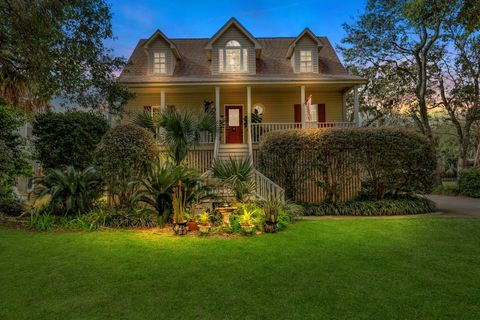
[119,18,366,176]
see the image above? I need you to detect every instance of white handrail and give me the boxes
[253,169,285,202]
[251,122,355,143]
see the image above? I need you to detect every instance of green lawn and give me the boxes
[1,218,480,319]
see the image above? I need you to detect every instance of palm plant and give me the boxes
[211,157,255,201]
[133,112,156,134]
[157,109,216,165]
[34,166,102,216]
[130,158,179,224]
[130,158,209,225]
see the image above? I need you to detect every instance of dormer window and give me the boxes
[219,40,248,73]
[153,51,166,74]
[299,50,313,73]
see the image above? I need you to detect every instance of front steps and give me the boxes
[217,143,249,161]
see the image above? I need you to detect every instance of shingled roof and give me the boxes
[119,36,364,84]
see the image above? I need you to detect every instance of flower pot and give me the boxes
[264,221,277,233]
[173,221,188,235]
[187,220,199,231]
[198,224,211,234]
[241,224,254,234]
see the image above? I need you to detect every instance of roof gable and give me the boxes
[204,17,262,58]
[143,29,181,59]
[286,28,322,58]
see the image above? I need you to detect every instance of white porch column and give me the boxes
[160,89,166,110]
[247,86,253,163]
[214,86,221,160]
[353,85,359,127]
[300,85,305,128]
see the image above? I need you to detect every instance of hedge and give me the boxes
[33,111,108,170]
[301,196,436,216]
[258,127,436,203]
[458,167,480,198]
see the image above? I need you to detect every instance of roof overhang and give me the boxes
[204,17,262,59]
[143,29,181,59]
[286,28,323,59]
[120,79,368,87]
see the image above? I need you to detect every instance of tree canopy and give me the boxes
[0,0,133,113]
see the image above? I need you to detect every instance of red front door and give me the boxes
[225,105,243,143]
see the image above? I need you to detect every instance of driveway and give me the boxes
[427,195,480,218]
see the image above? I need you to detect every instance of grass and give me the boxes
[1,218,480,319]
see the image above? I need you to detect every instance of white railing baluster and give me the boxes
[253,169,285,202]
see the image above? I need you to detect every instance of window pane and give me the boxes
[304,104,318,122]
[219,49,224,71]
[226,40,241,47]
[226,49,241,71]
[242,49,248,72]
[228,109,240,126]
[153,51,166,74]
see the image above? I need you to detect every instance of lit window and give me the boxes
[299,50,312,72]
[145,106,162,119]
[304,104,318,123]
[153,51,166,74]
[219,40,248,73]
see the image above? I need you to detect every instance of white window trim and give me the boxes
[218,41,249,73]
[299,50,313,73]
[149,105,163,118]
[153,51,167,74]
[304,104,318,123]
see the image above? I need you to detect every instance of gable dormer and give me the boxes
[143,29,180,76]
[205,18,261,75]
[287,28,322,74]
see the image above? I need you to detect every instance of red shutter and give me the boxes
[143,106,152,113]
[317,104,326,122]
[294,104,301,123]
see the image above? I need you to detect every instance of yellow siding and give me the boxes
[123,86,345,124]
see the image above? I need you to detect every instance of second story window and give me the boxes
[219,40,248,73]
[153,51,166,74]
[299,50,312,72]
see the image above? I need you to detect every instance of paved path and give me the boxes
[427,195,480,218]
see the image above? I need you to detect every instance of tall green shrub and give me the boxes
[94,124,158,207]
[33,111,108,170]
[0,105,31,206]
[258,128,436,202]
[458,168,480,198]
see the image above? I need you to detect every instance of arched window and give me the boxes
[219,40,248,73]
[226,40,241,47]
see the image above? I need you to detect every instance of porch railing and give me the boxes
[251,122,355,143]
[253,169,285,202]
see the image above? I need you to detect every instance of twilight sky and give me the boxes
[106,0,367,61]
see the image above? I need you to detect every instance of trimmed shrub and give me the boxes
[458,168,480,198]
[258,127,436,202]
[33,111,108,170]
[94,124,158,207]
[302,196,436,216]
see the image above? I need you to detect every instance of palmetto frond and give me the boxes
[34,166,102,215]
[157,109,216,165]
[132,112,156,134]
[211,157,255,201]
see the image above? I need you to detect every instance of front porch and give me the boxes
[128,82,360,159]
